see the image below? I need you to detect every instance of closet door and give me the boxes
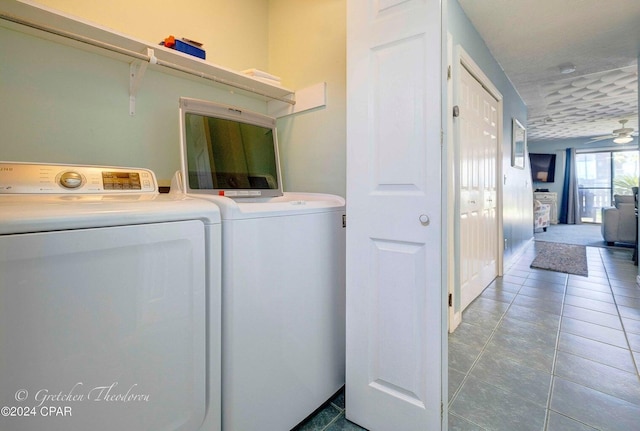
[346,0,444,430]
[459,64,499,311]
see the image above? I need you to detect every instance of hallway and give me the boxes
[449,242,640,430]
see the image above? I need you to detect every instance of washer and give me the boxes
[0,162,222,431]
[176,98,346,430]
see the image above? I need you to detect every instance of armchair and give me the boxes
[601,194,637,245]
[534,200,550,232]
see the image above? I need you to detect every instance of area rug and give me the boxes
[530,242,588,277]
[534,223,635,250]
[534,223,606,247]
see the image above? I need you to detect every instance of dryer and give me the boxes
[0,162,222,431]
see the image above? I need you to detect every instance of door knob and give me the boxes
[419,214,430,226]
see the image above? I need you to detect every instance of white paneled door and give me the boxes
[459,65,499,311]
[346,0,443,430]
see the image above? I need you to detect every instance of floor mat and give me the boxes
[530,242,588,277]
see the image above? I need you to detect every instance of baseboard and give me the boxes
[503,237,535,271]
[449,311,462,334]
[637,275,640,286]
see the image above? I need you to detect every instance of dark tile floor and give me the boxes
[298,241,640,431]
[293,389,364,431]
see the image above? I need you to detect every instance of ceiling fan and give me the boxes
[589,119,636,144]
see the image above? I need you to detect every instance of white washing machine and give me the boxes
[176,98,346,430]
[0,162,222,431]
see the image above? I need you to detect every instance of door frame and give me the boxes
[447,45,504,332]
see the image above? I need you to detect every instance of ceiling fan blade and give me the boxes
[588,135,614,143]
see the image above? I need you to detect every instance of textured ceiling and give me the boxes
[458,0,640,143]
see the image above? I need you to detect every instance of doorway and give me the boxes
[455,49,503,316]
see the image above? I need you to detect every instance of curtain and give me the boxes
[559,148,581,224]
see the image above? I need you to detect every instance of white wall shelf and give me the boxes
[0,0,298,114]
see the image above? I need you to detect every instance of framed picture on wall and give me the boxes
[511,118,526,169]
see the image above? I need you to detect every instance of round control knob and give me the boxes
[59,171,83,189]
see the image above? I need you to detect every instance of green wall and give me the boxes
[0,0,346,197]
[0,25,267,186]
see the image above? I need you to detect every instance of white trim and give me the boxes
[268,82,326,118]
[457,46,503,101]
[503,237,534,271]
[576,144,639,153]
[451,45,505,325]
[446,33,462,333]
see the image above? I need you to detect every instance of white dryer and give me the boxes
[0,162,222,431]
[176,98,346,430]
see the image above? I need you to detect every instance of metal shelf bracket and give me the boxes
[129,48,155,116]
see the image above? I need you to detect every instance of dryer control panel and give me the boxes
[0,162,157,194]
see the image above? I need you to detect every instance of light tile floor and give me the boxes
[449,243,640,431]
[297,242,640,431]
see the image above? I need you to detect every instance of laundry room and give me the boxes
[0,0,347,198]
[1,1,349,430]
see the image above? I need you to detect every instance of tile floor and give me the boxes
[297,241,640,431]
[449,243,640,431]
[292,389,363,431]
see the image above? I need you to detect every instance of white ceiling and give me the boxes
[458,0,640,143]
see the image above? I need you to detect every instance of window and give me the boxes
[576,150,639,223]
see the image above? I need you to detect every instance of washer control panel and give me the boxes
[0,162,157,194]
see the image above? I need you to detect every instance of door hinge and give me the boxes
[448,293,452,307]
[447,65,451,80]
[453,105,460,118]
[342,214,346,228]
[441,402,444,420]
